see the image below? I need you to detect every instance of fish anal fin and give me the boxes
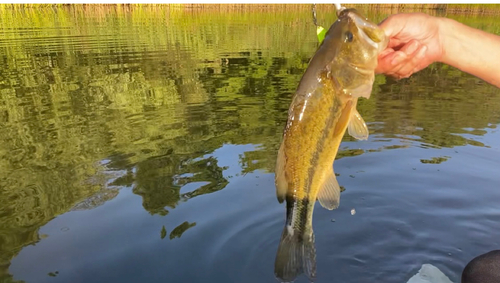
[275,142,287,203]
[317,169,341,210]
[348,107,369,141]
[274,226,316,282]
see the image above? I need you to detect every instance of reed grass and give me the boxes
[1,4,500,15]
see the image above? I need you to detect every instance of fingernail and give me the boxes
[379,49,392,58]
[416,45,428,58]
[391,53,405,65]
[406,41,418,54]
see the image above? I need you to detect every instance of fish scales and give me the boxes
[274,8,388,283]
[284,75,349,204]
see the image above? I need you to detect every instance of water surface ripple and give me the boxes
[0,5,500,283]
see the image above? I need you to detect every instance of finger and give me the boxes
[395,45,427,77]
[381,40,420,77]
[387,38,404,50]
[375,49,400,74]
[399,40,420,57]
[412,45,429,73]
[378,52,407,78]
[376,40,419,74]
[377,50,407,74]
[375,49,393,74]
[379,47,395,58]
[385,52,409,78]
[375,40,420,74]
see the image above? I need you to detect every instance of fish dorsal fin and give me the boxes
[317,169,341,210]
[275,142,287,203]
[348,107,369,140]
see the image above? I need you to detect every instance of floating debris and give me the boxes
[160,225,167,239]
[420,156,450,164]
[170,221,196,240]
[406,264,452,283]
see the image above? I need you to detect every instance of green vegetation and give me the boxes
[169,221,197,240]
[420,156,451,164]
[0,4,499,283]
[161,225,167,239]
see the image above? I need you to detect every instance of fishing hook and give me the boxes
[333,3,346,17]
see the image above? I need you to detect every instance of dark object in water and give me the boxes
[462,250,500,283]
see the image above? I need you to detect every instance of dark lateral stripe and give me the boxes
[305,94,341,193]
[297,198,309,235]
[286,197,310,234]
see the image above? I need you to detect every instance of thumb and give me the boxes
[378,14,406,39]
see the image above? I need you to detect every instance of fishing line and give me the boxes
[312,4,318,26]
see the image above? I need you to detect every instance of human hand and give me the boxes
[375,13,445,79]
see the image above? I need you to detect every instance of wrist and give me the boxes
[436,17,454,64]
[427,15,500,87]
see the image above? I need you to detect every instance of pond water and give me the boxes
[1,5,500,283]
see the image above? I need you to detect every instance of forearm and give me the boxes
[439,18,500,88]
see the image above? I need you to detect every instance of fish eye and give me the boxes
[345,31,353,42]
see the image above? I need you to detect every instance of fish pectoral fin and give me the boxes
[275,142,287,203]
[347,80,374,99]
[317,169,341,210]
[348,107,369,141]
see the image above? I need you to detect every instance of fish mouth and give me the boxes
[358,26,378,49]
[347,11,386,51]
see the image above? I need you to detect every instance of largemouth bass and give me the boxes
[274,8,388,282]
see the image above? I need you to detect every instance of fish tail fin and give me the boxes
[274,226,316,282]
